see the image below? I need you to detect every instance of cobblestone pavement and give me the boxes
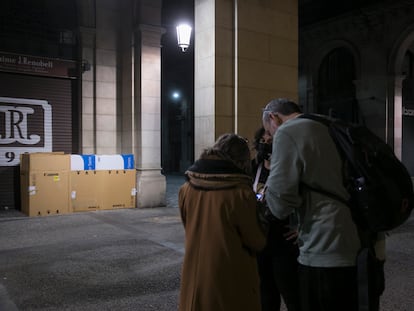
[0,175,413,310]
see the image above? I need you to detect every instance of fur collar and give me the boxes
[185,157,252,191]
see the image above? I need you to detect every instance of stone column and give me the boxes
[79,26,96,154]
[394,75,405,160]
[194,0,217,157]
[134,24,166,208]
[194,0,298,156]
[94,2,118,155]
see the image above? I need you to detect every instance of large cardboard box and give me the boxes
[95,154,134,170]
[99,170,136,210]
[70,170,136,212]
[70,154,96,171]
[70,170,102,212]
[20,152,66,173]
[20,153,71,217]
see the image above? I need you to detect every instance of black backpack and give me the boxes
[300,113,414,233]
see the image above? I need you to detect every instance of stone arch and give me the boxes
[306,40,361,120]
[388,23,414,168]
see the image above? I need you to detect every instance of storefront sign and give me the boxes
[0,52,77,78]
[0,97,52,166]
[403,107,414,116]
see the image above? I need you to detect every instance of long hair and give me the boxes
[253,127,266,151]
[201,133,251,174]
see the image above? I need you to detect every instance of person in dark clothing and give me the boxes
[252,126,301,311]
[262,98,361,311]
[179,133,266,311]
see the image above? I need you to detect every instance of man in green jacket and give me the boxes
[262,98,361,311]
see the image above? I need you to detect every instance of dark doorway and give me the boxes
[317,47,359,123]
[0,0,78,209]
[402,50,414,175]
[161,0,194,174]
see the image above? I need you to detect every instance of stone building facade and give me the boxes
[0,0,298,209]
[299,0,414,175]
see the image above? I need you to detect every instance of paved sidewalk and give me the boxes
[0,175,413,310]
[0,175,186,311]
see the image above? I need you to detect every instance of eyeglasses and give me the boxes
[262,105,279,116]
[236,135,249,143]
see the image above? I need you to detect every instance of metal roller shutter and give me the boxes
[0,72,76,209]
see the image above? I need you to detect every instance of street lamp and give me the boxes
[176,23,192,52]
[172,91,181,101]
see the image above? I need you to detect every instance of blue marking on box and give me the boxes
[122,154,134,169]
[82,155,96,170]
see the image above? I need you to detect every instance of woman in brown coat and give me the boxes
[178,133,267,311]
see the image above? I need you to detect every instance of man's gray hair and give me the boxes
[262,98,301,122]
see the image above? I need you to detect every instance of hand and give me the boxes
[283,225,299,244]
[256,200,270,234]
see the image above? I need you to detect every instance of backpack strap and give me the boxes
[357,247,372,311]
[357,246,383,311]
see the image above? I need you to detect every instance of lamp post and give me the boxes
[176,23,192,52]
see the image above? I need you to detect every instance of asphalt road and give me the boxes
[0,175,413,311]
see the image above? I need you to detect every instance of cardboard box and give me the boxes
[70,170,102,212]
[20,153,71,217]
[99,170,136,210]
[20,152,68,173]
[70,154,96,171]
[20,170,71,217]
[95,154,134,170]
[70,169,136,213]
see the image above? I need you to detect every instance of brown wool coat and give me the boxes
[178,165,266,311]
